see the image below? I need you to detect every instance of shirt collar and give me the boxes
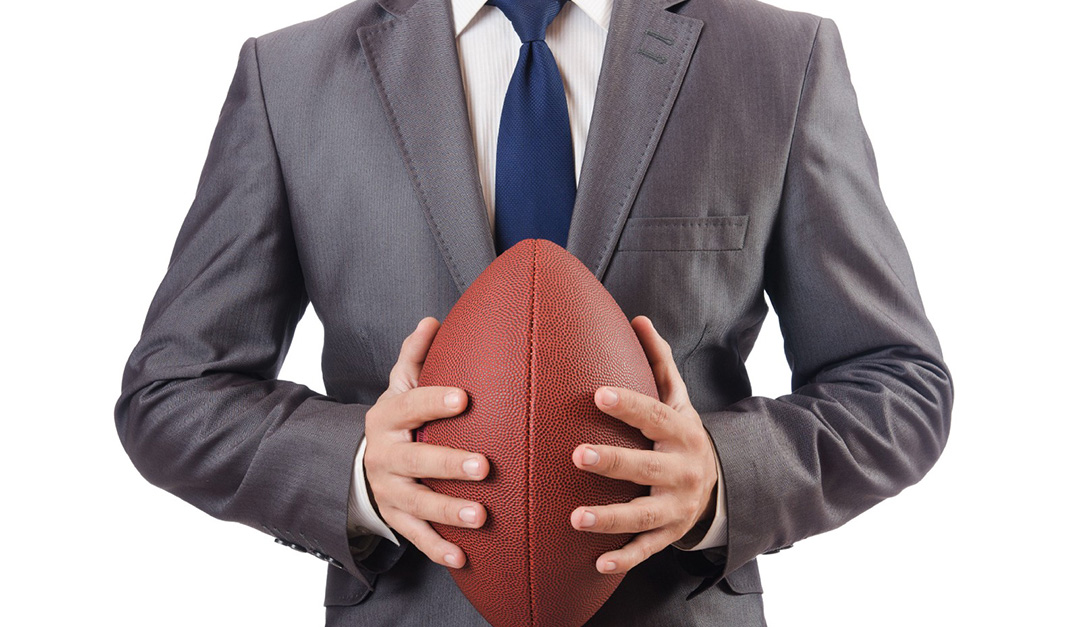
[451,0,612,37]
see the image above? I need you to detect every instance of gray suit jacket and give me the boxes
[114,0,953,624]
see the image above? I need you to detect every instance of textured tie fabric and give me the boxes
[487,0,577,255]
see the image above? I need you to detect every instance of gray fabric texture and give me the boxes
[114,0,953,624]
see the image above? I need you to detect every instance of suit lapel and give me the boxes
[357,0,703,293]
[357,0,496,296]
[566,0,703,283]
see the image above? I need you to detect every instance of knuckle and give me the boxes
[443,453,459,478]
[415,388,436,416]
[638,507,658,531]
[416,388,436,416]
[403,489,423,515]
[443,500,459,524]
[643,456,664,481]
[676,461,701,487]
[686,466,705,488]
[378,485,397,512]
[607,449,622,474]
[396,391,416,419]
[648,402,669,431]
[388,366,414,391]
[687,427,710,451]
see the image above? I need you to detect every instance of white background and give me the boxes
[2,0,1077,624]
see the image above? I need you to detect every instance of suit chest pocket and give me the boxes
[603,214,755,366]
[616,215,748,252]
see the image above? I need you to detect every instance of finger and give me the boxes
[387,482,487,530]
[630,316,690,409]
[571,495,673,534]
[595,528,676,575]
[388,441,490,481]
[387,316,441,392]
[378,384,468,431]
[594,385,681,442]
[381,508,468,569]
[572,444,672,486]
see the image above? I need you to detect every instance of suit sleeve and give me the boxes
[687,17,954,592]
[113,36,380,586]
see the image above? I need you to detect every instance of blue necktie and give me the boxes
[487,0,576,255]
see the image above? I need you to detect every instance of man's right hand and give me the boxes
[363,316,489,569]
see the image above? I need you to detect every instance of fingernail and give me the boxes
[444,391,463,407]
[579,511,597,528]
[599,388,618,407]
[601,561,617,572]
[445,553,461,567]
[459,507,477,523]
[581,447,600,466]
[463,458,482,477]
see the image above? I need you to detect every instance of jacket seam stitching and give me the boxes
[778,17,824,202]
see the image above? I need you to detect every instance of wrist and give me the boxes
[677,477,717,548]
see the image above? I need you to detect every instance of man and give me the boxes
[114,0,953,624]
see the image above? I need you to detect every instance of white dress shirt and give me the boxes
[347,0,728,552]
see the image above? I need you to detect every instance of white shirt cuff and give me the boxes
[347,436,401,546]
[673,448,728,551]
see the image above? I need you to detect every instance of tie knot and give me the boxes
[486,0,568,43]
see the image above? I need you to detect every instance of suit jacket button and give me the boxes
[764,544,794,555]
[274,538,308,553]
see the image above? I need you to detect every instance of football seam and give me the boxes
[526,239,538,627]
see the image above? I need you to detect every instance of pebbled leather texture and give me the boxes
[416,239,657,627]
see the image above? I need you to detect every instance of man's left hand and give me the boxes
[571,315,719,575]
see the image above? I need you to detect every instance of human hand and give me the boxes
[363,316,490,569]
[570,315,719,575]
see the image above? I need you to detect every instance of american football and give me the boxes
[416,238,659,627]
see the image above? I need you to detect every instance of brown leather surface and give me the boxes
[417,239,656,627]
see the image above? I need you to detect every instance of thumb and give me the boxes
[631,316,690,409]
[388,317,441,393]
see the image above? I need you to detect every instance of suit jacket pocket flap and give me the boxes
[617,215,749,251]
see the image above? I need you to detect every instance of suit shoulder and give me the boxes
[694,0,824,47]
[683,0,837,77]
[229,0,389,92]
[246,0,383,61]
